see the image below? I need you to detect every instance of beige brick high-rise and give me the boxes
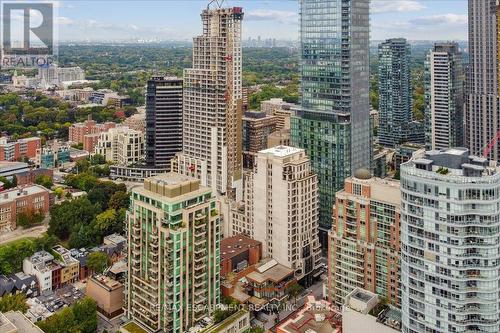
[174,6,244,199]
[465,0,500,160]
[253,146,321,285]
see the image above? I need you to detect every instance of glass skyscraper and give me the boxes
[292,0,371,244]
[378,38,422,147]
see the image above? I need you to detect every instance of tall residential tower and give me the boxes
[174,6,244,199]
[466,1,500,160]
[253,146,322,285]
[425,43,464,150]
[291,0,371,245]
[400,148,500,333]
[145,76,183,170]
[125,173,220,332]
[378,38,422,147]
[328,172,401,307]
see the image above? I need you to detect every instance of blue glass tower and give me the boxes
[292,0,371,245]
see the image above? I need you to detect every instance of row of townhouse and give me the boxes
[22,234,126,296]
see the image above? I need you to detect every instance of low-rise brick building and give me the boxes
[15,169,53,186]
[0,185,50,232]
[220,235,261,277]
[86,275,124,319]
[0,137,41,162]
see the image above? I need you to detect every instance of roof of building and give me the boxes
[26,251,53,267]
[344,288,401,332]
[11,272,36,292]
[246,259,293,284]
[198,309,249,333]
[259,145,302,158]
[408,147,500,178]
[121,322,148,333]
[89,275,123,291]
[0,162,29,172]
[0,312,16,333]
[220,235,261,262]
[18,137,40,143]
[353,168,371,180]
[109,260,127,275]
[14,168,52,178]
[0,276,14,296]
[103,233,126,246]
[0,311,43,333]
[69,248,90,266]
[138,172,210,201]
[276,296,341,333]
[0,185,48,203]
[52,245,79,266]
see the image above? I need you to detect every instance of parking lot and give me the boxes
[27,283,86,321]
[55,284,85,307]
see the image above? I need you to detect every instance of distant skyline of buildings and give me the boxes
[49,0,468,42]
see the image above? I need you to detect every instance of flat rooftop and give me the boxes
[1,311,43,333]
[147,172,197,186]
[408,147,500,178]
[0,161,29,171]
[104,233,126,245]
[259,145,303,158]
[246,259,294,284]
[90,275,122,291]
[220,235,261,262]
[1,185,48,202]
[139,172,208,200]
[276,297,341,333]
[352,290,374,303]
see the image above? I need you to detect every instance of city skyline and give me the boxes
[53,0,468,41]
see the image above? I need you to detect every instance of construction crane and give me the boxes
[482,131,500,158]
[208,0,226,9]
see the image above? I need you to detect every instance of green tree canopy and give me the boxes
[37,297,97,333]
[0,294,28,313]
[87,251,110,274]
[0,235,57,275]
[16,208,44,228]
[35,175,53,189]
[48,197,100,240]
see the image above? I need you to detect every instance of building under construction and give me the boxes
[174,4,244,199]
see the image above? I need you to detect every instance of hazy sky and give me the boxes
[52,0,468,41]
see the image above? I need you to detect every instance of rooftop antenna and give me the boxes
[208,0,226,9]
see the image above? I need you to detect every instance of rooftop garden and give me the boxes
[121,322,148,333]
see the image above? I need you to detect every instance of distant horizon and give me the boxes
[56,39,470,44]
[42,0,467,42]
